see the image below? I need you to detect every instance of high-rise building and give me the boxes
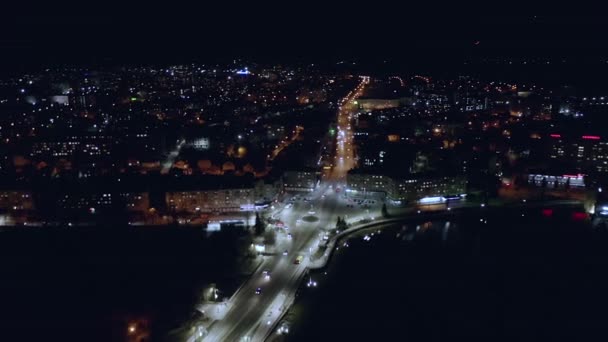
[547,134,608,174]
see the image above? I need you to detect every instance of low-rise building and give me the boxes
[346,168,467,203]
[282,169,319,192]
[526,172,585,189]
[56,191,150,213]
[165,175,257,213]
[166,188,254,213]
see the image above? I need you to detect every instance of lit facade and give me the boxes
[56,192,149,212]
[346,170,466,202]
[166,188,255,213]
[548,135,608,173]
[282,170,319,192]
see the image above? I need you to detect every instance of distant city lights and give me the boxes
[236,67,251,75]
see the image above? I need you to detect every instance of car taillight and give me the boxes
[571,212,588,221]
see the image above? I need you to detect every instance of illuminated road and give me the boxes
[199,78,369,342]
[328,76,369,183]
[161,139,186,174]
[268,126,303,161]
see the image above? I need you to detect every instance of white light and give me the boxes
[419,196,446,204]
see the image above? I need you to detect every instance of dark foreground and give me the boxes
[0,227,251,342]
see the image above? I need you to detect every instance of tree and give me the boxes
[541,177,548,199]
[381,203,389,218]
[263,230,276,245]
[336,216,347,231]
[254,212,265,236]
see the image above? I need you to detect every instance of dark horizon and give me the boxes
[3,9,608,72]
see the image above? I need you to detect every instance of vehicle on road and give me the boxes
[283,250,289,256]
[255,287,262,295]
[287,233,292,240]
[263,271,271,280]
[277,322,290,335]
[294,255,304,265]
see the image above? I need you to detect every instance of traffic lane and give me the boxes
[204,258,276,341]
[223,258,304,341]
[206,242,295,339]
[207,257,292,341]
[250,262,310,341]
[242,200,339,337]
[208,201,329,340]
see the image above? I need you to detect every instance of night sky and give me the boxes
[2,5,608,71]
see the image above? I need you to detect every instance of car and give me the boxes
[263,271,271,280]
[277,322,290,335]
[283,250,289,256]
[294,255,304,265]
[287,233,292,240]
[255,287,262,295]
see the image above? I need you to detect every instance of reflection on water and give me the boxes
[287,205,608,342]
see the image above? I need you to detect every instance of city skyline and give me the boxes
[2,9,608,342]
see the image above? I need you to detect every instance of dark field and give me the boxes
[0,227,251,341]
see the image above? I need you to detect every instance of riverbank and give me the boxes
[279,202,602,341]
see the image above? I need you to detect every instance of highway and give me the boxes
[199,77,369,341]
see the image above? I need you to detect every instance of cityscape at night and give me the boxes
[3,7,608,342]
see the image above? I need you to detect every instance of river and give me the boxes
[286,205,608,341]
